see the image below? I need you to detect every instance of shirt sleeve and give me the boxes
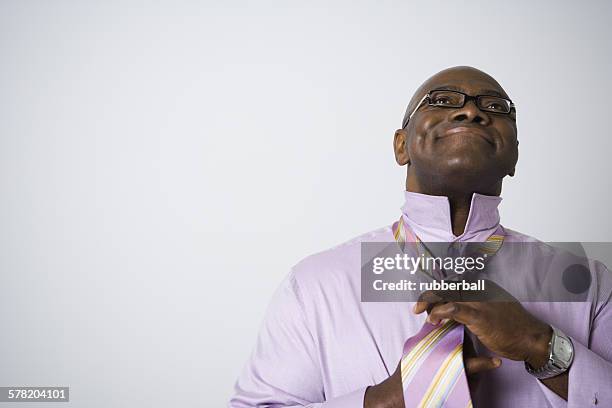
[229,273,368,407]
[566,295,612,408]
[537,300,612,408]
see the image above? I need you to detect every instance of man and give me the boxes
[230,67,612,407]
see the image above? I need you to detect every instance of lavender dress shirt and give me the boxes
[230,192,612,407]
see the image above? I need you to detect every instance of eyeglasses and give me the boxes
[403,89,515,128]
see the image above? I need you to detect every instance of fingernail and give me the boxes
[493,358,501,367]
[426,315,441,326]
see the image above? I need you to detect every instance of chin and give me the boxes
[419,156,506,189]
[439,155,491,174]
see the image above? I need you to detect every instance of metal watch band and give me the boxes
[524,326,574,380]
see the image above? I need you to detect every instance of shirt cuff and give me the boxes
[535,336,612,408]
[566,337,611,407]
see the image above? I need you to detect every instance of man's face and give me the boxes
[396,67,518,194]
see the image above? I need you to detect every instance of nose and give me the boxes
[449,99,490,125]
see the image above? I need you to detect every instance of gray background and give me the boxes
[1,0,611,406]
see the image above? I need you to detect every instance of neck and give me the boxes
[447,195,472,237]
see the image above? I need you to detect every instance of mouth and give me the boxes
[439,126,494,146]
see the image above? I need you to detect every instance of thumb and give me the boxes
[465,356,502,375]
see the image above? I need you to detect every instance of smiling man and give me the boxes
[229,66,612,407]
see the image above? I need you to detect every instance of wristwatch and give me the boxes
[525,326,574,379]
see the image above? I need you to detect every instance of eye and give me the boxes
[432,96,452,105]
[479,96,511,113]
[429,91,463,106]
[486,102,505,111]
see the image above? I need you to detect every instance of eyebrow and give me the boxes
[431,84,507,98]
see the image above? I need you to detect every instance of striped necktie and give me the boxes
[392,217,504,408]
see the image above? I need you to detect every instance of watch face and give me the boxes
[553,337,573,363]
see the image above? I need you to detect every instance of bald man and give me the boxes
[229,67,612,407]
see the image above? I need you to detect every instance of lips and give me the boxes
[439,125,494,146]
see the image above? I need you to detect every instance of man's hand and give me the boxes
[413,285,552,368]
[365,282,553,407]
[463,332,503,375]
[363,362,404,408]
[412,286,570,400]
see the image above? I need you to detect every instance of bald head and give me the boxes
[393,65,518,199]
[402,66,510,128]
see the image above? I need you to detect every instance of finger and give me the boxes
[434,288,463,303]
[465,356,502,375]
[413,300,430,315]
[413,291,444,314]
[414,287,466,314]
[427,302,479,325]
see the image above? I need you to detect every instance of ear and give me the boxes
[393,129,411,166]
[509,139,519,176]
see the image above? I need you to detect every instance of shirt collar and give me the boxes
[400,191,502,242]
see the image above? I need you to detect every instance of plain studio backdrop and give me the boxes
[1,1,611,406]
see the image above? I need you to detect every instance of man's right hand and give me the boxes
[363,362,404,408]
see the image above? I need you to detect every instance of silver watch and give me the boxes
[525,326,574,380]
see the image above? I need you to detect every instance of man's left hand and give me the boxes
[413,285,553,368]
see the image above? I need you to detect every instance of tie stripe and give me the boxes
[418,343,465,407]
[401,321,458,384]
[401,322,471,408]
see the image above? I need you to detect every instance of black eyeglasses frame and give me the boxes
[402,89,515,129]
